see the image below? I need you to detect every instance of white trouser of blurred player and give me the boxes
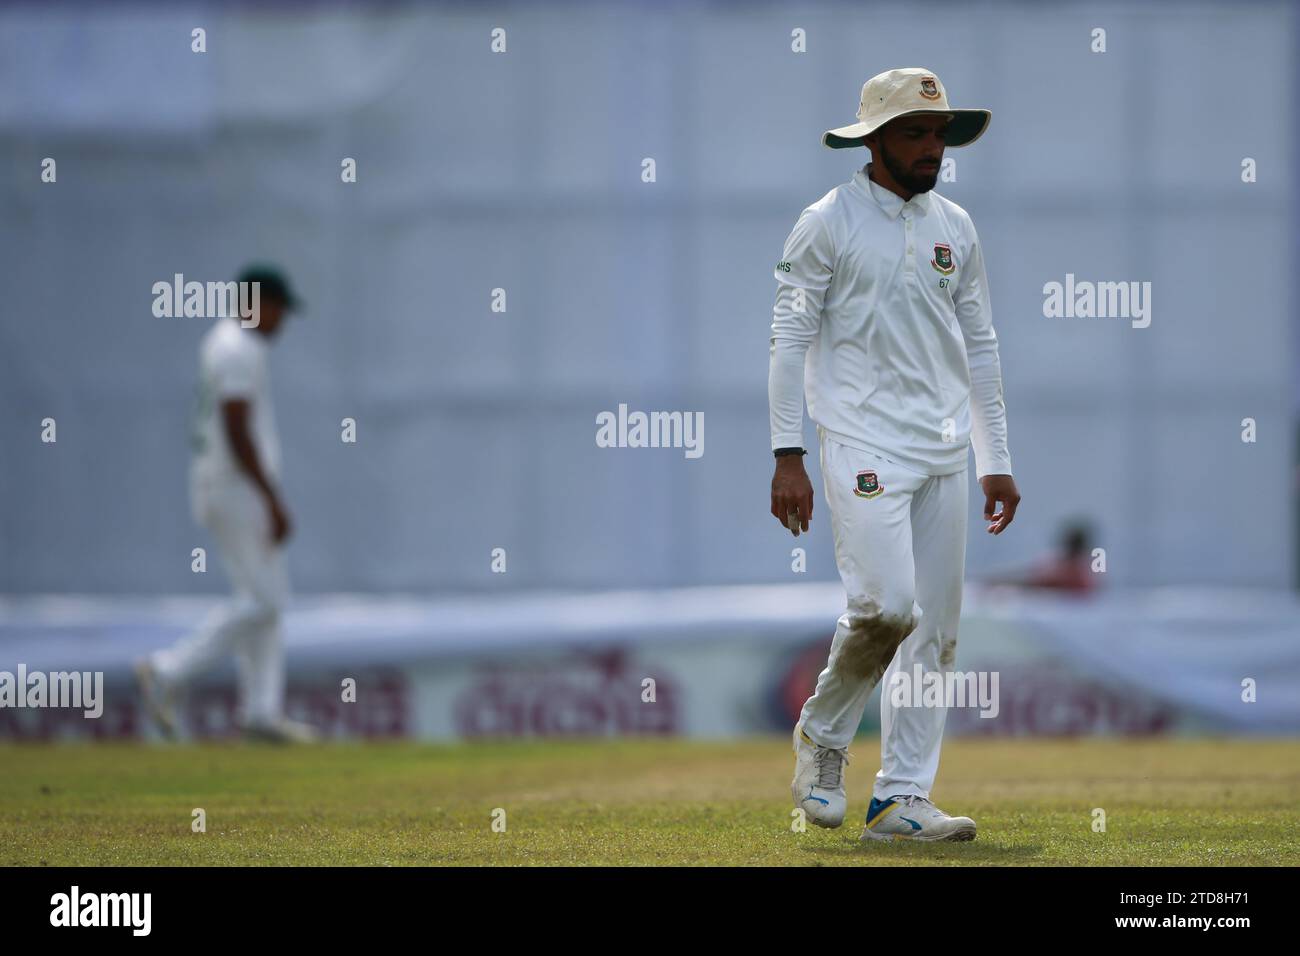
[798,428,968,801]
[150,468,290,728]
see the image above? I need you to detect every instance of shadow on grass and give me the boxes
[800,837,1045,865]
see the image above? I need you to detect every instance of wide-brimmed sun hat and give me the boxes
[823,67,990,149]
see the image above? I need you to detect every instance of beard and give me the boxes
[879,139,939,195]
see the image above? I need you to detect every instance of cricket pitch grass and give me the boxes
[2,738,1296,866]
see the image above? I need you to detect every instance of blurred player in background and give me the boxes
[770,69,1019,841]
[136,265,316,744]
[987,520,1097,594]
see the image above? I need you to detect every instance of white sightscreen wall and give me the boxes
[0,2,1293,592]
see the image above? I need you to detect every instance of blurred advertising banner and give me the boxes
[1,585,1295,740]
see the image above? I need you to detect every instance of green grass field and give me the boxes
[1,738,1296,866]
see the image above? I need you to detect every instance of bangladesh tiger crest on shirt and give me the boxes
[853,470,884,499]
[931,242,955,276]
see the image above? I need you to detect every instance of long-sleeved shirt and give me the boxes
[769,162,1012,480]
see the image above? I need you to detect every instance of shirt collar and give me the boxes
[856,163,932,219]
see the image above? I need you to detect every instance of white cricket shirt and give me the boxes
[769,162,1012,479]
[190,316,282,483]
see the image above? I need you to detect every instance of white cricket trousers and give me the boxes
[151,470,290,727]
[798,431,968,801]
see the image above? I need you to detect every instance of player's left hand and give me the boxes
[980,474,1020,535]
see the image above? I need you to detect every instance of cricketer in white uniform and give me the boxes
[136,266,316,743]
[770,69,1020,841]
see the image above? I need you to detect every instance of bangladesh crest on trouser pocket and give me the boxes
[854,470,883,498]
[931,242,955,275]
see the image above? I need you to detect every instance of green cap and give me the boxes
[236,264,302,313]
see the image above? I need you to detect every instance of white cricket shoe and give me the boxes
[861,794,977,842]
[791,724,849,828]
[241,719,320,744]
[133,658,178,739]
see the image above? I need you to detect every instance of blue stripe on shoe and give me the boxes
[865,795,896,827]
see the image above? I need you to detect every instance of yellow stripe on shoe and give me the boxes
[864,802,900,829]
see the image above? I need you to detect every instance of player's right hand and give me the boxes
[771,458,814,536]
[268,497,293,545]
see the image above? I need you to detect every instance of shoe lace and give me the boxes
[814,746,849,789]
[900,794,942,815]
